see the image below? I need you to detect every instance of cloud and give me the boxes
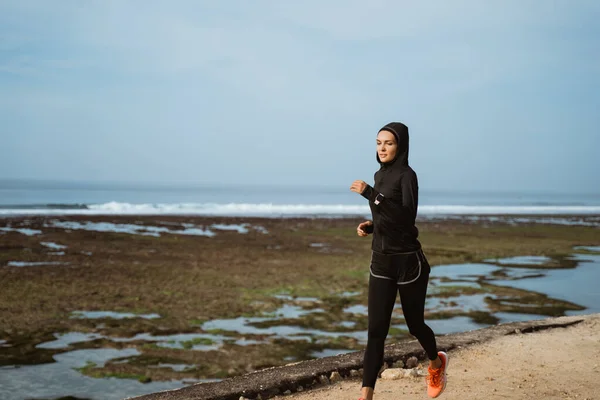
[1,1,599,190]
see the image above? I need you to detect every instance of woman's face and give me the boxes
[377,130,397,163]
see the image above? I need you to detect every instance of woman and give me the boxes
[350,122,448,399]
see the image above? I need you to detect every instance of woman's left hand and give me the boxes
[350,180,367,194]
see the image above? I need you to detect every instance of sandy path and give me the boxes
[273,314,600,400]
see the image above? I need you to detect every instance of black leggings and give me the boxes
[361,260,438,389]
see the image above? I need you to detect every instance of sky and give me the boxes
[1,1,599,193]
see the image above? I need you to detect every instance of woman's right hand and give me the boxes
[356,221,373,237]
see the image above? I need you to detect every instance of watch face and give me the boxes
[375,193,385,205]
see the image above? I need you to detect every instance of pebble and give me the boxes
[297,385,303,392]
[330,371,342,384]
[406,356,419,368]
[318,375,329,385]
[283,390,292,395]
[381,368,404,380]
[393,360,405,368]
[404,368,419,378]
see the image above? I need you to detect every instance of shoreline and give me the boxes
[129,313,599,400]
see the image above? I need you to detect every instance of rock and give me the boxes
[406,356,419,368]
[330,371,342,384]
[417,368,427,377]
[404,368,419,378]
[350,369,360,378]
[393,359,405,368]
[283,390,292,395]
[318,375,329,385]
[381,368,404,380]
[297,385,303,392]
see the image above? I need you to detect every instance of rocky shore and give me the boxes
[129,314,599,400]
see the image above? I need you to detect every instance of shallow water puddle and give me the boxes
[148,363,196,372]
[574,245,600,253]
[46,220,215,237]
[431,262,548,283]
[47,220,171,236]
[7,261,70,267]
[0,348,190,400]
[211,223,249,234]
[273,294,320,303]
[41,241,68,250]
[116,332,223,350]
[434,280,481,288]
[489,253,600,315]
[338,321,357,329]
[493,311,550,323]
[37,332,105,349]
[70,311,161,320]
[0,226,42,236]
[272,304,324,318]
[45,220,268,237]
[344,304,368,315]
[426,294,492,312]
[430,263,500,281]
[202,313,368,343]
[485,255,552,266]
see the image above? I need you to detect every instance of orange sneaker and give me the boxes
[427,351,449,398]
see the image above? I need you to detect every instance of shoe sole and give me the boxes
[437,351,449,397]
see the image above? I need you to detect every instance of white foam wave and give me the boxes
[1,202,600,217]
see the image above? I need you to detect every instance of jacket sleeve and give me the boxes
[361,171,418,229]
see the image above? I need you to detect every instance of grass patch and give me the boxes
[388,327,409,337]
[179,337,215,349]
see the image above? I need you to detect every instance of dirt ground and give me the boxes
[273,314,600,400]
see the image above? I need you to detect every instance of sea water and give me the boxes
[1,179,599,218]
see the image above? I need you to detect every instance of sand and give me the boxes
[273,314,600,400]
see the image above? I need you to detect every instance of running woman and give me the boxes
[350,122,448,399]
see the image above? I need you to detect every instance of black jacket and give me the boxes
[361,122,421,254]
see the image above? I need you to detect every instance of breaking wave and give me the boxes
[1,202,600,216]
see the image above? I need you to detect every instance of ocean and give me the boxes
[1,180,600,217]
